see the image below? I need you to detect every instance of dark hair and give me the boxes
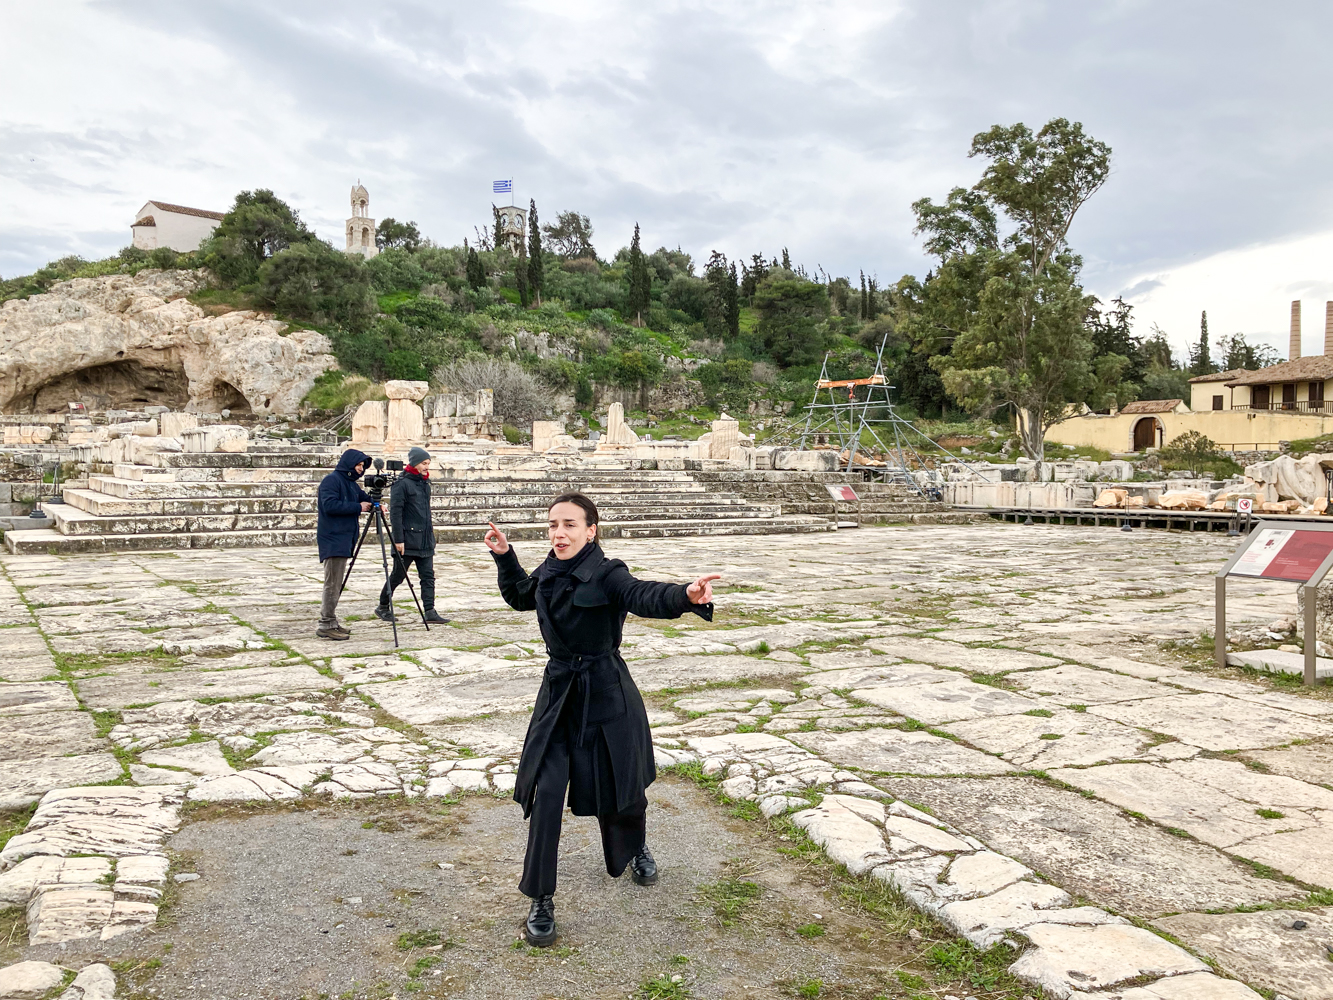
[548,492,599,526]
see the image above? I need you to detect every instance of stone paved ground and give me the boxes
[0,524,1329,999]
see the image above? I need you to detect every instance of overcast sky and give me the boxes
[5,0,1333,361]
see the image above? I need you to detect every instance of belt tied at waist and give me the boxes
[546,651,616,748]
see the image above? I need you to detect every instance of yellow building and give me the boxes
[1035,298,1333,454]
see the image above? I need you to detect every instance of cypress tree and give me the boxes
[466,245,484,290]
[492,204,504,252]
[859,272,868,320]
[867,277,879,320]
[781,247,791,270]
[627,223,650,325]
[727,262,740,339]
[516,247,530,307]
[527,199,543,307]
[1198,310,1212,374]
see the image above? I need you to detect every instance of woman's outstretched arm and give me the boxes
[604,563,720,621]
[484,522,539,612]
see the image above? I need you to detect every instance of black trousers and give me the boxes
[519,737,647,898]
[379,553,435,610]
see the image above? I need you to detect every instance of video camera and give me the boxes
[363,458,404,502]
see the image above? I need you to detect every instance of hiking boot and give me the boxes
[423,609,450,625]
[631,845,658,886]
[316,627,350,641]
[523,894,557,947]
[374,605,397,623]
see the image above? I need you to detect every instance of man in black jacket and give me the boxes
[375,447,449,625]
[316,448,373,641]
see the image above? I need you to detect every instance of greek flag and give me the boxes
[493,179,512,193]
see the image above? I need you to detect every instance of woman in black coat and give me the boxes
[484,493,718,947]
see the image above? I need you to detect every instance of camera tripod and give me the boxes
[339,499,429,648]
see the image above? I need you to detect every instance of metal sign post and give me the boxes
[1216,520,1333,685]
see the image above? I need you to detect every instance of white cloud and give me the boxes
[1113,228,1333,362]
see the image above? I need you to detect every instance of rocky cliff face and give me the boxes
[0,270,337,415]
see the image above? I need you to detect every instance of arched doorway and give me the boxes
[1132,417,1159,451]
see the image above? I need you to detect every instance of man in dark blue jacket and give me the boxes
[316,448,373,640]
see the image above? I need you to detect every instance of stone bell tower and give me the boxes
[345,182,378,259]
[497,204,525,254]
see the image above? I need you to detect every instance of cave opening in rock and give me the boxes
[17,359,191,413]
[201,381,253,416]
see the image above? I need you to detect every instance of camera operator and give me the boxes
[316,448,373,640]
[375,447,450,625]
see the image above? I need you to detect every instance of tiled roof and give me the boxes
[132,216,155,227]
[1225,356,1333,385]
[146,201,226,221]
[1188,368,1250,383]
[1119,399,1182,414]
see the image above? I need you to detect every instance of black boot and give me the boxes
[524,893,557,947]
[423,608,450,624]
[631,845,658,886]
[374,604,396,623]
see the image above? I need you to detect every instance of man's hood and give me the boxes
[335,449,372,479]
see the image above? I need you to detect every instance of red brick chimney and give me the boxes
[1291,300,1302,360]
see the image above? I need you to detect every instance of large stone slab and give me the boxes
[799,661,954,689]
[1245,741,1333,785]
[1091,693,1333,751]
[629,654,806,690]
[867,636,1063,673]
[0,710,103,760]
[1009,922,1207,996]
[0,754,124,809]
[789,728,1016,776]
[1069,973,1262,999]
[1008,663,1169,705]
[360,665,544,724]
[0,681,78,715]
[1,786,183,866]
[1025,640,1186,680]
[1234,817,1333,889]
[945,710,1153,768]
[0,627,57,681]
[77,665,337,709]
[851,677,1038,725]
[50,623,268,656]
[1153,909,1333,1000]
[881,776,1301,916]
[140,740,234,775]
[1047,762,1308,850]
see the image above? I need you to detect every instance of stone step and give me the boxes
[62,488,763,518]
[3,516,833,554]
[47,501,787,536]
[81,476,710,500]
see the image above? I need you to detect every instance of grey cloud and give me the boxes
[7,0,1333,302]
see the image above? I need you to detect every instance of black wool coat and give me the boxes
[493,542,713,818]
[388,470,435,556]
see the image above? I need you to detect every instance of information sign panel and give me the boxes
[825,485,859,502]
[1230,527,1333,583]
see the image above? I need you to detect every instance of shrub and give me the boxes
[302,371,386,411]
[431,356,553,427]
[256,242,377,331]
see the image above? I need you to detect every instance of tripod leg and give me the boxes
[341,511,376,595]
[371,506,400,649]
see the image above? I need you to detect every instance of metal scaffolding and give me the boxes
[798,335,975,492]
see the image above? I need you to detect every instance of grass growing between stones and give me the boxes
[662,761,1052,999]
